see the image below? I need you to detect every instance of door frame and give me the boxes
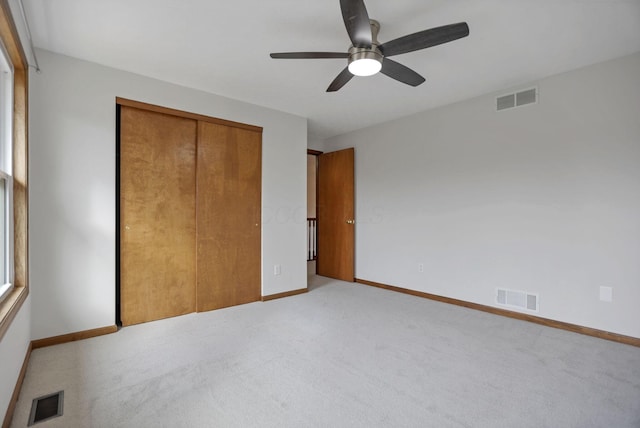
[316,147,356,282]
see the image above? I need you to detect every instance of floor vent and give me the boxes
[28,391,64,426]
[496,87,537,111]
[496,288,538,312]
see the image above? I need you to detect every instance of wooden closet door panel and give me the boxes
[120,106,197,325]
[196,121,261,311]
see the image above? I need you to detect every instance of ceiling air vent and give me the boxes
[496,87,537,111]
[496,288,539,312]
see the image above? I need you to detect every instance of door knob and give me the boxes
[346,219,355,224]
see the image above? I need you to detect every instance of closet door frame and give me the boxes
[116,98,262,133]
[115,98,263,325]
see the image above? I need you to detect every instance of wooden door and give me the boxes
[196,121,262,311]
[317,148,355,281]
[120,106,197,325]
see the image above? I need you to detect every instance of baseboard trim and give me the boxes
[262,288,308,302]
[31,325,118,350]
[2,342,32,428]
[356,278,640,347]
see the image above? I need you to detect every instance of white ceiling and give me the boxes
[20,0,640,140]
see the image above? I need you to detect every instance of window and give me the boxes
[0,41,13,304]
[0,0,28,341]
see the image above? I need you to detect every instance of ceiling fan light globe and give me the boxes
[348,58,382,76]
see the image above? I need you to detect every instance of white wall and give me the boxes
[325,53,640,338]
[307,137,325,153]
[29,49,307,340]
[0,296,30,420]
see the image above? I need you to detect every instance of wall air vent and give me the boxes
[496,94,515,111]
[496,87,537,111]
[496,288,539,312]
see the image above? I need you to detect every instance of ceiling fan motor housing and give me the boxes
[347,19,383,76]
[348,46,383,65]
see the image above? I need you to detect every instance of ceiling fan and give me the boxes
[270,0,469,92]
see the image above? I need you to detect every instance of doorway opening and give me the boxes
[307,149,321,280]
[307,147,355,286]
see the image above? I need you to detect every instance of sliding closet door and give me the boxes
[120,106,197,326]
[196,121,262,311]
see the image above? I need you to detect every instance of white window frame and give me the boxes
[0,39,14,304]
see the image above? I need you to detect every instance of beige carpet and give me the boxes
[10,276,640,427]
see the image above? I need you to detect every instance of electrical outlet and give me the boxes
[599,286,613,302]
[274,265,281,276]
[418,263,424,273]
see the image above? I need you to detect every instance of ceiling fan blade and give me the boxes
[327,67,354,92]
[340,0,372,47]
[379,22,469,57]
[380,58,426,87]
[270,52,349,59]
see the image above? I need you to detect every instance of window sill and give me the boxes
[0,285,28,341]
[0,283,14,304]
